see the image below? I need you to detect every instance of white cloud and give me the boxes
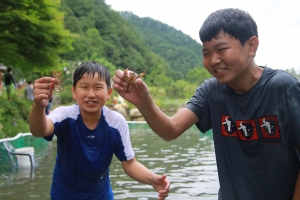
[105,0,300,70]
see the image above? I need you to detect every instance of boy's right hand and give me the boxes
[112,69,151,107]
[33,77,55,108]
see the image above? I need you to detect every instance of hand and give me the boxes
[112,69,151,107]
[151,174,170,200]
[33,77,55,108]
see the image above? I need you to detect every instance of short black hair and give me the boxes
[7,67,12,73]
[72,61,111,88]
[199,8,258,45]
[28,81,32,85]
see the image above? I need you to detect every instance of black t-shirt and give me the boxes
[186,67,300,200]
[4,73,15,85]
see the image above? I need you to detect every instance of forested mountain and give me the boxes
[1,0,211,97]
[120,11,204,79]
[60,0,175,86]
[0,0,74,72]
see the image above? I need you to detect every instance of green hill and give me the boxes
[120,11,204,79]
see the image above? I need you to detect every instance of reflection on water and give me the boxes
[0,124,219,200]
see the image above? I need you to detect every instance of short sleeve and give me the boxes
[44,106,75,141]
[113,117,135,161]
[286,82,300,146]
[186,80,212,133]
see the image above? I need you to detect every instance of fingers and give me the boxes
[158,192,169,200]
[112,70,126,92]
[158,174,167,182]
[36,77,56,84]
[158,174,170,190]
[33,77,55,108]
[155,174,170,200]
[115,69,125,81]
[158,188,170,200]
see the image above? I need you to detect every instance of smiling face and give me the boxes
[72,73,112,116]
[202,31,256,86]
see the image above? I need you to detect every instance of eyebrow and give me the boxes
[79,82,105,85]
[202,42,228,51]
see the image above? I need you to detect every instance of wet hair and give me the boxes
[199,8,258,45]
[72,61,111,88]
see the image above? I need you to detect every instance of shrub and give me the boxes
[0,96,32,138]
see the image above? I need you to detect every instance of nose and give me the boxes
[87,89,96,98]
[210,54,221,66]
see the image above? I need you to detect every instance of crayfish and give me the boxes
[49,70,62,91]
[122,68,146,93]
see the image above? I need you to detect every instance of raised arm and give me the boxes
[29,77,55,137]
[122,158,170,200]
[293,147,300,200]
[112,69,198,141]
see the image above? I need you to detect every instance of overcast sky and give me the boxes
[105,0,300,71]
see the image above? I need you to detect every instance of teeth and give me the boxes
[216,69,224,72]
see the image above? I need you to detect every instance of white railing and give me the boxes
[0,133,32,143]
[127,121,147,124]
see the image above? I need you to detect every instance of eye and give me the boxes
[202,52,209,57]
[95,85,104,90]
[218,48,227,52]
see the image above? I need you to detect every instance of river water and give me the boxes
[0,123,219,200]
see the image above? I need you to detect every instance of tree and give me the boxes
[285,67,300,81]
[120,11,203,79]
[0,0,74,71]
[186,66,212,85]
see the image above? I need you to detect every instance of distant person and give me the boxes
[29,61,170,200]
[4,67,15,101]
[24,81,34,101]
[113,8,300,200]
[0,71,4,95]
[45,96,52,115]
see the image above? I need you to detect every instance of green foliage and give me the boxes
[285,67,300,81]
[148,86,166,99]
[55,88,74,105]
[186,66,212,85]
[0,96,31,138]
[60,0,172,84]
[154,98,188,110]
[120,11,204,79]
[0,0,211,138]
[0,0,74,71]
[167,80,198,98]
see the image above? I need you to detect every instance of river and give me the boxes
[0,123,219,200]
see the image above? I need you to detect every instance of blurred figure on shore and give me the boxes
[24,81,34,101]
[0,71,4,95]
[4,67,15,101]
[45,97,53,115]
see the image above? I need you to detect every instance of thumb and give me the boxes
[157,174,167,182]
[135,79,148,91]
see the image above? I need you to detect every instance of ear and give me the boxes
[248,36,259,57]
[71,86,76,100]
[107,88,113,100]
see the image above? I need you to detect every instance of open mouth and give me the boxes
[86,101,97,106]
[215,68,227,73]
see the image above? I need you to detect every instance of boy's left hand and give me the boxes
[151,174,170,199]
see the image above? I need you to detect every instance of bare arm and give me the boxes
[137,101,199,141]
[293,170,300,200]
[113,69,199,141]
[122,158,170,200]
[292,147,300,200]
[29,103,54,137]
[29,77,55,137]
